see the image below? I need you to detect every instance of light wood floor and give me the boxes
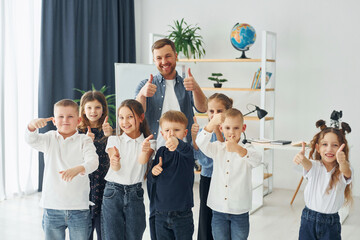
[0,185,359,240]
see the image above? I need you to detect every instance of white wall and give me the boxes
[135,0,360,196]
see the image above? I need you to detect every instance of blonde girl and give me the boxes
[191,93,233,240]
[102,99,155,240]
[79,90,113,240]
[293,120,352,240]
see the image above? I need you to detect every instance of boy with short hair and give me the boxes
[196,108,262,240]
[25,99,99,240]
[147,110,195,240]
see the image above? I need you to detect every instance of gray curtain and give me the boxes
[38,0,136,190]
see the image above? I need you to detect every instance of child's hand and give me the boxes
[152,157,163,176]
[110,146,121,171]
[59,166,85,182]
[165,132,179,151]
[87,126,95,141]
[205,113,224,132]
[28,117,53,131]
[191,116,200,139]
[337,144,349,170]
[293,142,308,166]
[226,137,240,152]
[142,135,153,152]
[102,116,113,137]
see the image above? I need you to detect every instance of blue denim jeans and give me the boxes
[299,206,341,240]
[211,210,249,240]
[155,209,194,240]
[42,208,91,240]
[101,182,146,240]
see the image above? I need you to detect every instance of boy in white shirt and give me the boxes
[196,108,261,240]
[25,99,99,240]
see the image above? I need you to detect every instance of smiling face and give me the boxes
[316,132,341,167]
[220,116,246,143]
[84,100,103,127]
[153,45,177,80]
[208,99,227,120]
[118,106,142,139]
[53,106,81,139]
[160,121,188,141]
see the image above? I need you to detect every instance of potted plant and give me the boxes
[208,73,228,88]
[167,18,206,59]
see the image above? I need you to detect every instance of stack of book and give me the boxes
[251,67,272,89]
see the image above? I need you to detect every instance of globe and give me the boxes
[230,23,256,59]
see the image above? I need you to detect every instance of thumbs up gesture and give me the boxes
[191,116,200,139]
[142,134,153,153]
[293,142,312,170]
[165,131,179,152]
[87,126,95,142]
[152,156,163,176]
[183,68,199,91]
[28,117,53,132]
[102,116,113,137]
[336,144,348,169]
[140,74,157,97]
[110,146,121,171]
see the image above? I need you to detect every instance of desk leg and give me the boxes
[290,176,303,205]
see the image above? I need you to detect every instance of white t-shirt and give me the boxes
[25,129,99,210]
[303,160,352,214]
[105,133,156,185]
[156,79,182,148]
[196,129,262,214]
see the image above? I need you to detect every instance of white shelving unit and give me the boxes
[179,31,277,213]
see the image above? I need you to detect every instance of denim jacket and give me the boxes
[135,72,201,143]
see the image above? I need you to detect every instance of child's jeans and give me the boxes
[211,210,249,240]
[101,182,146,240]
[42,208,91,240]
[155,209,194,240]
[299,206,341,240]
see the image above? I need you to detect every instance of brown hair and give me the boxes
[309,120,352,204]
[78,91,108,132]
[159,110,188,128]
[118,99,151,137]
[152,38,176,54]
[54,99,79,113]
[208,93,233,110]
[224,108,244,123]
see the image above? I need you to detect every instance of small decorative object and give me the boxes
[208,73,228,88]
[167,18,206,59]
[330,110,342,128]
[230,23,256,59]
[251,67,272,89]
[74,84,116,127]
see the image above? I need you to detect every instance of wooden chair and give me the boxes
[290,176,303,205]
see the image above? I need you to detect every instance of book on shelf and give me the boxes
[251,67,272,89]
[270,140,292,145]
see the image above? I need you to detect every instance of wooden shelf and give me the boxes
[201,87,274,92]
[194,113,273,121]
[264,173,273,180]
[178,58,275,63]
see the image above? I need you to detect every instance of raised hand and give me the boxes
[110,146,121,171]
[165,131,179,151]
[293,142,312,171]
[87,126,95,142]
[140,74,157,97]
[142,134,154,153]
[205,113,225,132]
[152,156,163,176]
[102,116,113,137]
[183,68,200,91]
[191,116,200,138]
[28,117,53,131]
[225,137,239,152]
[336,144,348,171]
[59,166,84,182]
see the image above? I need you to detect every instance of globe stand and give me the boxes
[236,50,250,59]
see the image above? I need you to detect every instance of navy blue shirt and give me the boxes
[147,140,195,212]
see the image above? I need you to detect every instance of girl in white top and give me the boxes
[102,99,155,240]
[293,119,352,240]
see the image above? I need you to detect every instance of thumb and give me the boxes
[145,134,153,141]
[158,156,163,167]
[301,142,306,155]
[337,143,345,153]
[148,74,153,84]
[187,68,193,77]
[46,117,54,122]
[193,116,198,124]
[103,116,108,125]
[87,126,92,133]
[113,146,119,155]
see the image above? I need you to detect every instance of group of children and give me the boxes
[25,90,353,240]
